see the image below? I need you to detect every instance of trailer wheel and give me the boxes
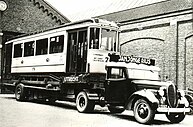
[15,83,26,101]
[76,91,95,113]
[108,106,125,113]
[133,99,155,124]
[166,113,185,123]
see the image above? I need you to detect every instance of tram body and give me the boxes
[5,18,119,75]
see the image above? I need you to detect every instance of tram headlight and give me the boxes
[158,87,165,97]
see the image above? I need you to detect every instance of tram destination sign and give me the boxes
[119,55,155,66]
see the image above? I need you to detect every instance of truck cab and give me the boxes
[104,60,190,124]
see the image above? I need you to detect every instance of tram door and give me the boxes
[66,29,88,73]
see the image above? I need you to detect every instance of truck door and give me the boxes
[105,67,128,104]
[66,29,88,73]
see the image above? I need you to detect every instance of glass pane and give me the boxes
[36,38,48,55]
[100,29,117,51]
[89,28,100,49]
[49,35,64,54]
[13,43,23,58]
[110,68,124,79]
[24,41,34,57]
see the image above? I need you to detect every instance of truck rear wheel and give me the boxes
[133,99,155,124]
[166,113,185,123]
[76,91,95,113]
[15,83,26,101]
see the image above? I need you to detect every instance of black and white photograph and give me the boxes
[0,0,193,127]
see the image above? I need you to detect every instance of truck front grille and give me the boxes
[167,84,178,108]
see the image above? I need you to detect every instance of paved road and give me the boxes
[0,94,192,127]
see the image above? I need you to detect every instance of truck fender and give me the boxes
[79,89,99,101]
[126,89,159,110]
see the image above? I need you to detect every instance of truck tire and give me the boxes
[76,91,95,113]
[134,99,155,124]
[166,113,185,123]
[15,83,26,101]
[108,106,125,113]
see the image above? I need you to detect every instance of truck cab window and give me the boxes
[49,35,64,54]
[13,43,23,58]
[89,28,100,49]
[36,38,48,55]
[24,41,34,57]
[108,67,125,79]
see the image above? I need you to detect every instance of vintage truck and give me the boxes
[103,55,190,124]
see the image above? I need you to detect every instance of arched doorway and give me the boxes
[185,32,193,90]
[121,37,167,81]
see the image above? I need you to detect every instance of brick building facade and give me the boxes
[0,0,70,92]
[97,0,193,90]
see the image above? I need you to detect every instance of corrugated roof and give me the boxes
[68,0,167,21]
[97,0,192,23]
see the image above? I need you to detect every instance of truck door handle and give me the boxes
[46,58,49,62]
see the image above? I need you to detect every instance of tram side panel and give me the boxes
[11,32,67,74]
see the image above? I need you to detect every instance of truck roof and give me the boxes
[106,62,160,71]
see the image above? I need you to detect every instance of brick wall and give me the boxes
[1,0,69,34]
[120,11,192,89]
[97,0,193,90]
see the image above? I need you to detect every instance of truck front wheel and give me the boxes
[134,99,155,124]
[76,91,95,113]
[15,83,26,101]
[166,113,185,123]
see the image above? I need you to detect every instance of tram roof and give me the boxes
[6,18,119,44]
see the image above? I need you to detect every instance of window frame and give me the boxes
[35,38,48,56]
[24,41,35,57]
[107,67,127,80]
[49,35,64,54]
[13,43,23,58]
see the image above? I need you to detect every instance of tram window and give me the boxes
[89,28,100,49]
[13,43,23,58]
[49,35,64,54]
[24,41,34,57]
[36,38,48,55]
[100,29,117,51]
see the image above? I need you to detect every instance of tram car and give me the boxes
[5,18,119,75]
[3,18,120,104]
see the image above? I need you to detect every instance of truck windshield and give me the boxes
[127,68,160,80]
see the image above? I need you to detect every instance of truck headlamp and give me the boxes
[158,87,165,97]
[179,90,185,97]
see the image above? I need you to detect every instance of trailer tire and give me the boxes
[15,83,26,101]
[76,91,95,113]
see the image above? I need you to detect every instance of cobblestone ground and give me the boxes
[0,94,192,127]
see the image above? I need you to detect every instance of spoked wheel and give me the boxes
[134,99,155,124]
[108,106,125,113]
[15,83,26,101]
[166,113,185,123]
[76,92,95,113]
